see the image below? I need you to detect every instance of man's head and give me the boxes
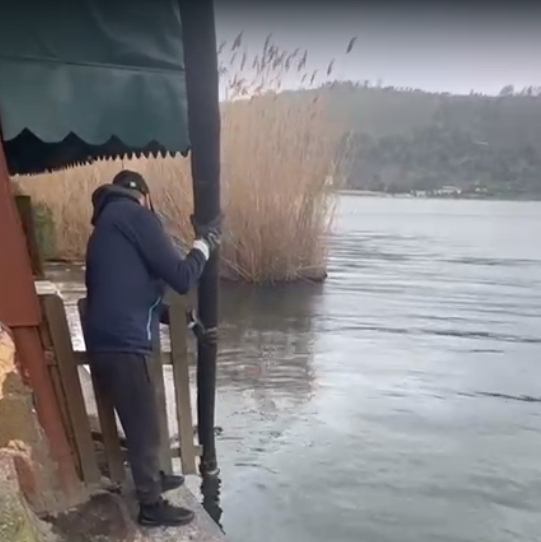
[112,170,154,210]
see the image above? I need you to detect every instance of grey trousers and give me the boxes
[89,352,162,505]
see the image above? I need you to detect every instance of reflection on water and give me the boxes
[50,196,541,542]
[215,282,320,435]
[200,475,224,532]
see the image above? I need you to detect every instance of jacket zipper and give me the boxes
[146,296,162,341]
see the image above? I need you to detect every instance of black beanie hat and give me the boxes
[112,170,150,195]
[112,170,154,211]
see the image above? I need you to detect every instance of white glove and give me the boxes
[192,239,210,261]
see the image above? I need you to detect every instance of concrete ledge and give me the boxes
[128,482,226,542]
[42,478,226,542]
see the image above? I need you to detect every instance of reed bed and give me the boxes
[16,36,355,283]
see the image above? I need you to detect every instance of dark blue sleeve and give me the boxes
[120,206,207,295]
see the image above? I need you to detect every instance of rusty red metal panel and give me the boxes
[0,139,41,327]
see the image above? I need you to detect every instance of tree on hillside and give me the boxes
[319,82,541,197]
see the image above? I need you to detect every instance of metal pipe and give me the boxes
[178,0,221,476]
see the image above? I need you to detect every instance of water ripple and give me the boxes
[51,196,541,542]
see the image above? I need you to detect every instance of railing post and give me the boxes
[77,299,125,484]
[40,294,100,485]
[149,319,173,475]
[167,294,198,475]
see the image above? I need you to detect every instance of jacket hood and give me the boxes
[91,184,141,226]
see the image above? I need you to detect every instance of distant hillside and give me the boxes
[296,82,541,198]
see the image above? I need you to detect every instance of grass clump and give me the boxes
[18,36,352,283]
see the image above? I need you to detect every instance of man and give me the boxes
[83,169,220,528]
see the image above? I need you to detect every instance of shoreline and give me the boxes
[337,189,541,202]
[44,260,328,285]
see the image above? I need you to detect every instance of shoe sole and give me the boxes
[138,515,195,528]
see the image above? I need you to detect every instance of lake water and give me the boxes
[49,196,541,542]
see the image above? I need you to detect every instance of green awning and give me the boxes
[0,0,190,174]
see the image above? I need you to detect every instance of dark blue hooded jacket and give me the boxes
[83,184,206,354]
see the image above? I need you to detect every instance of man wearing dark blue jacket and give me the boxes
[83,170,220,528]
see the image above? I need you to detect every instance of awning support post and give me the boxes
[178,0,221,477]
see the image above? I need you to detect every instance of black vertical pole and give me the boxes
[178,0,221,476]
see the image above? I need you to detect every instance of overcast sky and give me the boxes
[214,2,541,96]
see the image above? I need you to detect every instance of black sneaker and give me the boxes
[138,497,195,527]
[160,470,185,492]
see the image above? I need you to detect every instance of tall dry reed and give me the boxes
[17,36,354,283]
